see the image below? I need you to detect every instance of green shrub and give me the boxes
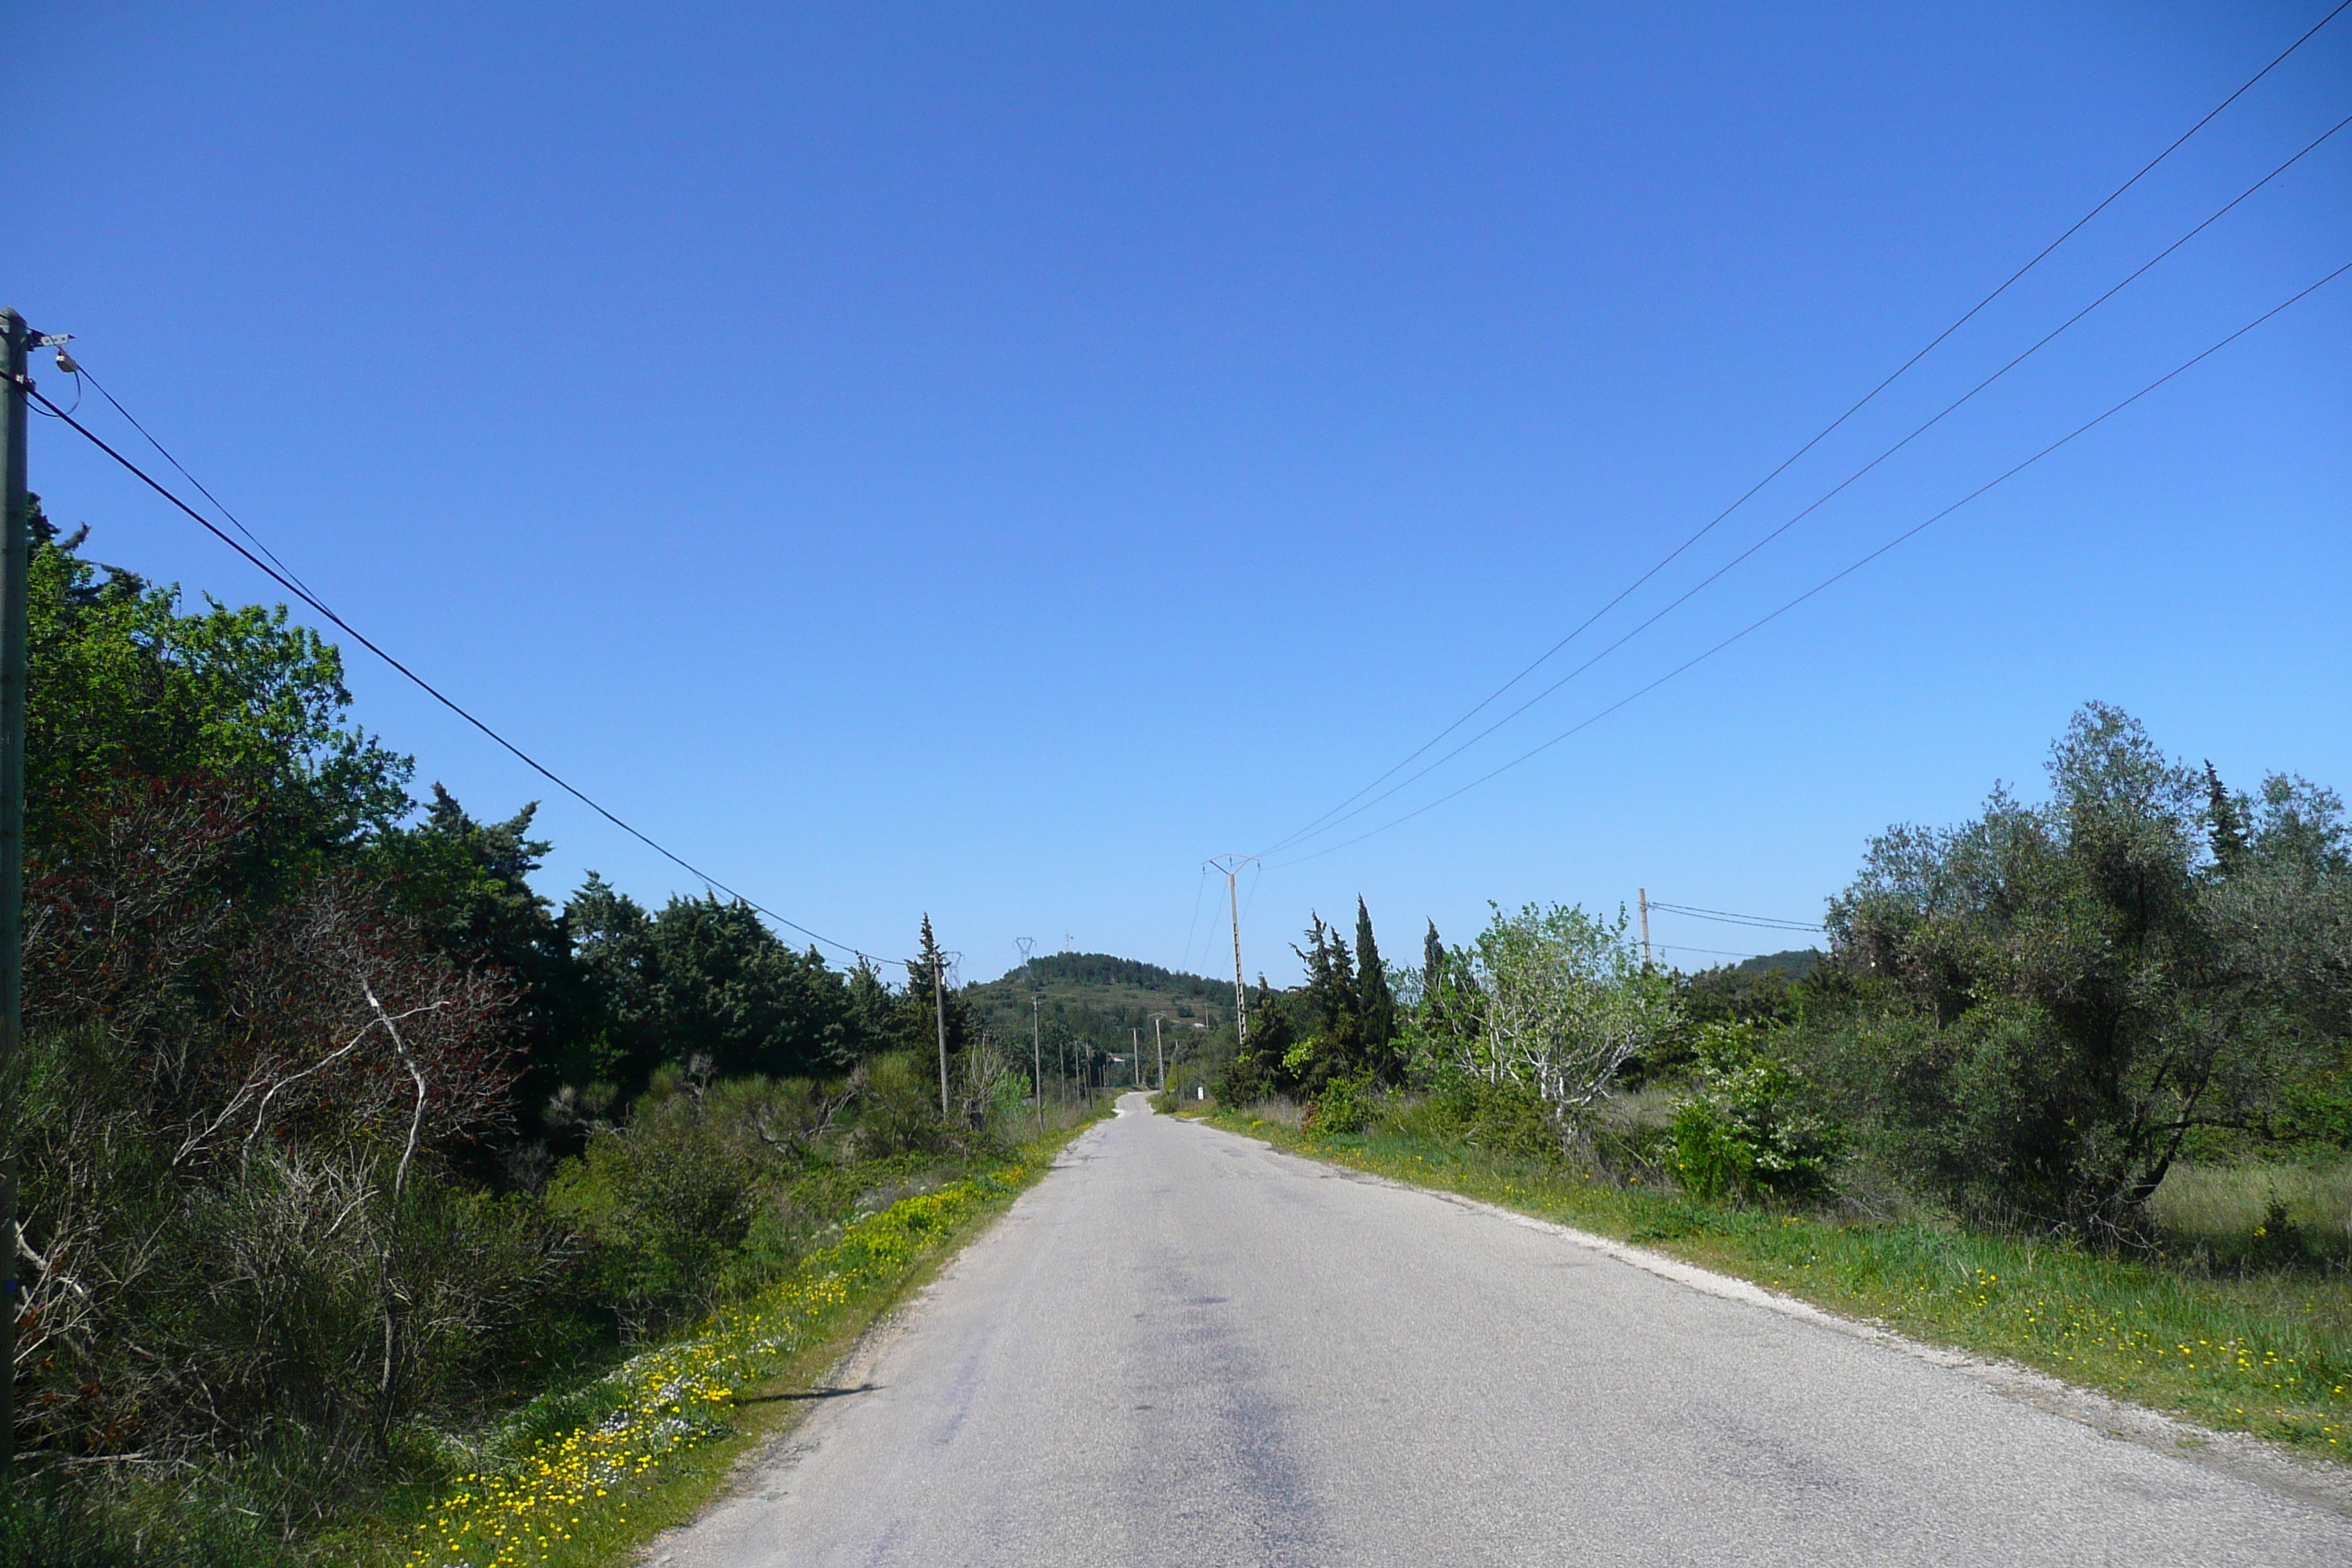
[843,1050,957,1159]
[1306,1074,1373,1134]
[1671,1022,1842,1205]
[1406,1072,1563,1160]
[546,1085,761,1339]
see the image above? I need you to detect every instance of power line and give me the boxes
[1263,108,2352,858]
[1180,862,1210,976]
[1646,901,1825,932]
[75,363,322,602]
[24,377,886,965]
[1656,943,1788,962]
[1256,1,2351,858]
[1270,257,2352,868]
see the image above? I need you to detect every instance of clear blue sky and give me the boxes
[15,2,2349,983]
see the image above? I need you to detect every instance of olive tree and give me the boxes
[1422,902,1678,1139]
[1819,703,2351,1240]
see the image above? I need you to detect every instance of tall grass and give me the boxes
[2151,1159,2352,1268]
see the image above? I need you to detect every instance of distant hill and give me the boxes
[1732,949,1823,979]
[1009,952,1238,1001]
[962,953,1236,1077]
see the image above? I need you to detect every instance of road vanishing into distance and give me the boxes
[651,1096,2351,1567]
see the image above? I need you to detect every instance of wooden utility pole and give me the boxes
[932,943,951,1117]
[1031,996,1043,1134]
[1131,1028,1139,1089]
[1017,938,1041,1135]
[1205,855,1256,1049]
[1639,888,1651,970]
[0,309,31,1475]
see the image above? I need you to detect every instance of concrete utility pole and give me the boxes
[1205,855,1257,1049]
[1131,1028,1139,1089]
[1153,1016,1164,1091]
[1639,888,1651,970]
[0,309,34,1475]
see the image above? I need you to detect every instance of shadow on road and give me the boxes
[733,1384,882,1406]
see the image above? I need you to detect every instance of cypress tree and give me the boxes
[899,913,973,1063]
[1422,919,1447,1029]
[2204,760,2250,870]
[1354,897,1397,1078]
[1286,915,1363,1093]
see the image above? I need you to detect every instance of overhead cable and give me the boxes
[25,379,886,965]
[75,363,323,602]
[1262,108,2352,858]
[1269,257,2352,868]
[1646,901,1826,932]
[1256,0,2351,859]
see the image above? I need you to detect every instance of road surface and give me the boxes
[652,1094,2351,1567]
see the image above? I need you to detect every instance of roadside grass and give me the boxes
[333,1108,1107,1568]
[2152,1158,2352,1269]
[1202,1109,2352,1464]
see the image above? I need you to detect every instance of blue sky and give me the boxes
[14,2,2349,983]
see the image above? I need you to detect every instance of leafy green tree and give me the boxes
[2204,759,2250,869]
[848,958,897,1047]
[1417,919,1449,1041]
[1214,974,1294,1104]
[559,883,879,1092]
[1676,962,1808,1028]
[565,872,660,1083]
[645,897,844,1079]
[1267,914,1362,1095]
[27,510,410,889]
[1819,704,2350,1237]
[1418,902,1676,1142]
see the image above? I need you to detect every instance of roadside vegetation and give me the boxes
[1191,701,2352,1461]
[14,494,2350,1561]
[0,511,1104,1563]
[383,1118,1096,1568]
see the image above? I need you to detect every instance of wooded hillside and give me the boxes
[962,952,1235,1080]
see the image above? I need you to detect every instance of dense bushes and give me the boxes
[5,520,1052,1554]
[544,1051,1003,1340]
[1305,1073,1374,1134]
[1669,1022,1841,1205]
[1226,705,2351,1251]
[1411,1074,1564,1161]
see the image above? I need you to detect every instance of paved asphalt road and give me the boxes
[652,1096,2352,1567]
